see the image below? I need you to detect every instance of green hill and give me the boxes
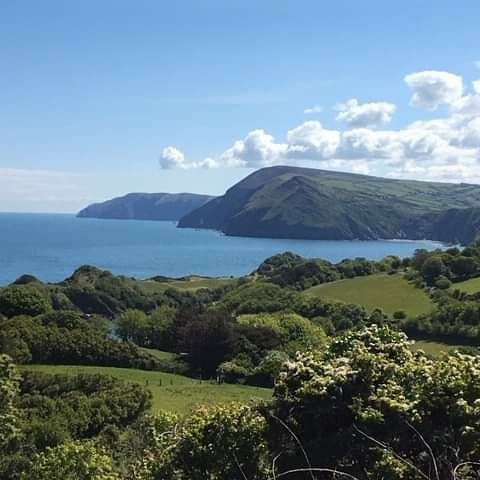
[303,273,434,316]
[78,192,215,221]
[178,166,480,242]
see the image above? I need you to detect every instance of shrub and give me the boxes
[0,285,50,318]
[150,403,270,480]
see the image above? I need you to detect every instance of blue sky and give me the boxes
[1,0,480,212]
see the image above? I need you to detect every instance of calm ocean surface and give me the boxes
[0,213,444,285]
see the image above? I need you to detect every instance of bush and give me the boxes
[0,285,50,318]
[149,404,270,480]
[270,325,480,479]
[25,441,119,480]
[435,276,452,290]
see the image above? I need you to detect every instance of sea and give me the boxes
[0,212,445,286]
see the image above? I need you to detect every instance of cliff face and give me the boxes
[178,166,480,243]
[78,193,215,221]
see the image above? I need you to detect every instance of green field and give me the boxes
[410,339,479,357]
[24,365,272,414]
[139,347,179,361]
[453,277,480,294]
[133,276,236,294]
[410,340,460,357]
[304,274,434,316]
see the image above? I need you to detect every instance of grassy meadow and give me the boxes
[132,276,236,295]
[452,277,480,295]
[303,273,434,316]
[24,364,272,414]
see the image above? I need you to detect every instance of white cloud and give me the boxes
[159,146,187,169]
[286,121,340,159]
[218,129,288,168]
[405,70,463,110]
[158,69,480,184]
[335,98,396,128]
[303,104,323,114]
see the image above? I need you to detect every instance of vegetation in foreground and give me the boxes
[23,364,271,414]
[2,244,480,478]
[2,326,480,479]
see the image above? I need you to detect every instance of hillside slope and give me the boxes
[78,192,215,221]
[178,166,480,242]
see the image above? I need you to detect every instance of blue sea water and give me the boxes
[0,213,444,285]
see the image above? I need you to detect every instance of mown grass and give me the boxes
[452,277,480,295]
[303,274,434,316]
[24,365,272,414]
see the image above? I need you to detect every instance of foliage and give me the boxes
[219,280,300,314]
[237,311,326,355]
[404,298,480,340]
[181,311,236,377]
[25,364,272,415]
[149,403,270,480]
[411,244,480,286]
[0,285,51,318]
[25,441,119,480]
[0,354,20,449]
[0,311,159,370]
[270,324,480,479]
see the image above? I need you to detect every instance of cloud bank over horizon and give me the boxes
[159,69,480,183]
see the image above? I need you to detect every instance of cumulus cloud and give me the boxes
[335,98,396,128]
[159,146,187,169]
[286,121,340,159]
[303,104,323,114]
[218,129,288,168]
[158,69,480,183]
[405,70,463,110]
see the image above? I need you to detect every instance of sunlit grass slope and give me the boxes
[304,274,433,316]
[24,365,271,414]
[453,277,480,295]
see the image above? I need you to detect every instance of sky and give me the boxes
[1,0,480,212]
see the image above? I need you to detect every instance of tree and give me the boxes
[237,312,326,355]
[421,255,445,285]
[146,304,176,349]
[116,309,148,343]
[451,255,478,279]
[0,285,50,318]
[182,312,235,377]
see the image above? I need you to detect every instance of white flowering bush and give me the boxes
[0,354,20,450]
[271,325,480,479]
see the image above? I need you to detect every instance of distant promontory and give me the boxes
[77,192,215,221]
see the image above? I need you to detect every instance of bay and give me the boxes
[0,213,444,285]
